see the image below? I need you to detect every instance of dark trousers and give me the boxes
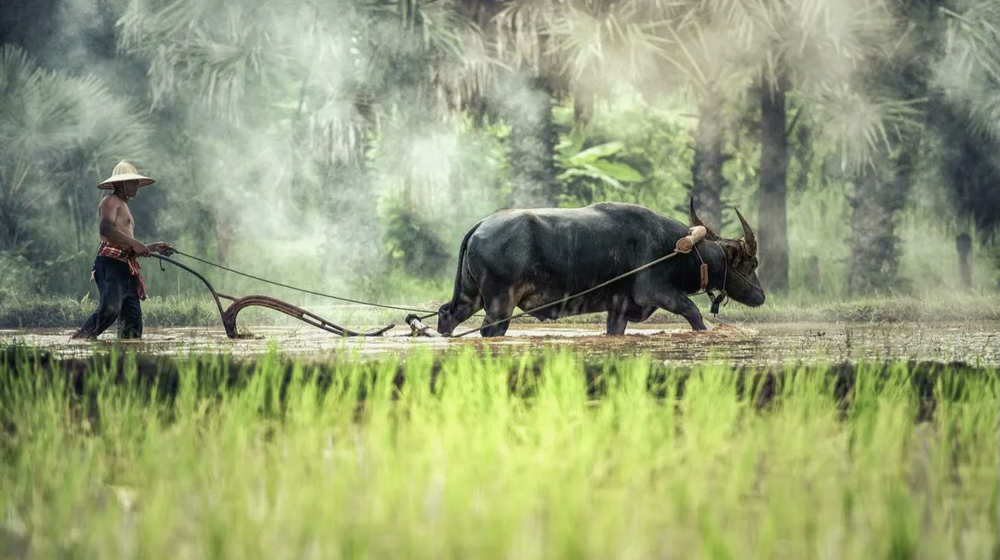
[75,256,143,339]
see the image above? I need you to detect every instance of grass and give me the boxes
[1,346,997,559]
[1,289,998,331]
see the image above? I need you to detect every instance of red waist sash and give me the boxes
[96,241,147,300]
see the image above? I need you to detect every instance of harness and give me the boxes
[689,241,730,316]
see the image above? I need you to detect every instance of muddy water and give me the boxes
[2,321,997,366]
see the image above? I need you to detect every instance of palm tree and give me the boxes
[117,0,282,265]
[694,0,901,294]
[838,0,945,294]
[486,0,682,208]
[0,45,150,256]
[935,0,1000,239]
[802,76,923,296]
[488,0,564,208]
[117,0,386,272]
[116,0,494,283]
[652,11,756,230]
[490,0,911,301]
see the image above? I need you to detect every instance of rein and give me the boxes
[152,253,397,338]
[170,250,439,319]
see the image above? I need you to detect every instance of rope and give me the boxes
[450,249,683,338]
[708,240,730,315]
[170,250,439,318]
[166,229,737,337]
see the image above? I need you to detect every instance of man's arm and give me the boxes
[98,197,151,257]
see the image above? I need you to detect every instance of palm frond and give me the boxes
[0,46,79,159]
[120,0,276,120]
[807,82,922,171]
[64,75,152,175]
[494,0,558,73]
[943,2,1000,83]
[939,1,1000,141]
[0,45,151,249]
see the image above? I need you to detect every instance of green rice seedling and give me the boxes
[0,347,996,559]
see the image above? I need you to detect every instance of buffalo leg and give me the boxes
[646,291,707,331]
[438,294,483,336]
[605,295,630,335]
[450,300,481,330]
[480,286,516,337]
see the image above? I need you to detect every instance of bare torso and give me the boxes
[99,195,135,262]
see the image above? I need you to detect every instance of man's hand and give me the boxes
[131,241,152,257]
[147,242,175,256]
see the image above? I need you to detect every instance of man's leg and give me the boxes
[117,279,143,339]
[73,258,126,339]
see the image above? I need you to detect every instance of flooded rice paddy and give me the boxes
[2,320,996,366]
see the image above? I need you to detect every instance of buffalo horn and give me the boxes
[734,207,757,257]
[688,197,720,240]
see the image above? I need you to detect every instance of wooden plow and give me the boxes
[152,254,396,338]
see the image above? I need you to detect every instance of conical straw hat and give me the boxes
[97,160,155,189]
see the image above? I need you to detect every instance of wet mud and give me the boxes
[1,320,997,366]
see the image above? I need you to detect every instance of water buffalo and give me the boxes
[436,200,765,337]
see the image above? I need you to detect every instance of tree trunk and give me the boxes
[808,255,821,288]
[322,128,379,281]
[504,74,557,208]
[848,162,896,294]
[689,95,728,231]
[847,144,916,294]
[956,233,972,288]
[0,204,18,251]
[758,71,790,294]
[214,205,230,266]
[845,0,936,295]
[848,163,892,294]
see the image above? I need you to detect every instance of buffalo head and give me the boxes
[689,199,765,307]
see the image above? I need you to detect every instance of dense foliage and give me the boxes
[1,0,999,307]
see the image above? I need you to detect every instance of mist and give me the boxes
[1,0,998,314]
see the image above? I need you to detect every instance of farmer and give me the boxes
[71,160,174,340]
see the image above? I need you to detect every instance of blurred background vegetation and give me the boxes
[2,0,999,314]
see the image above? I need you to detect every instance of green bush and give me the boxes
[382,198,451,280]
[0,252,34,304]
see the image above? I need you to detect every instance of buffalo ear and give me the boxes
[721,241,742,264]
